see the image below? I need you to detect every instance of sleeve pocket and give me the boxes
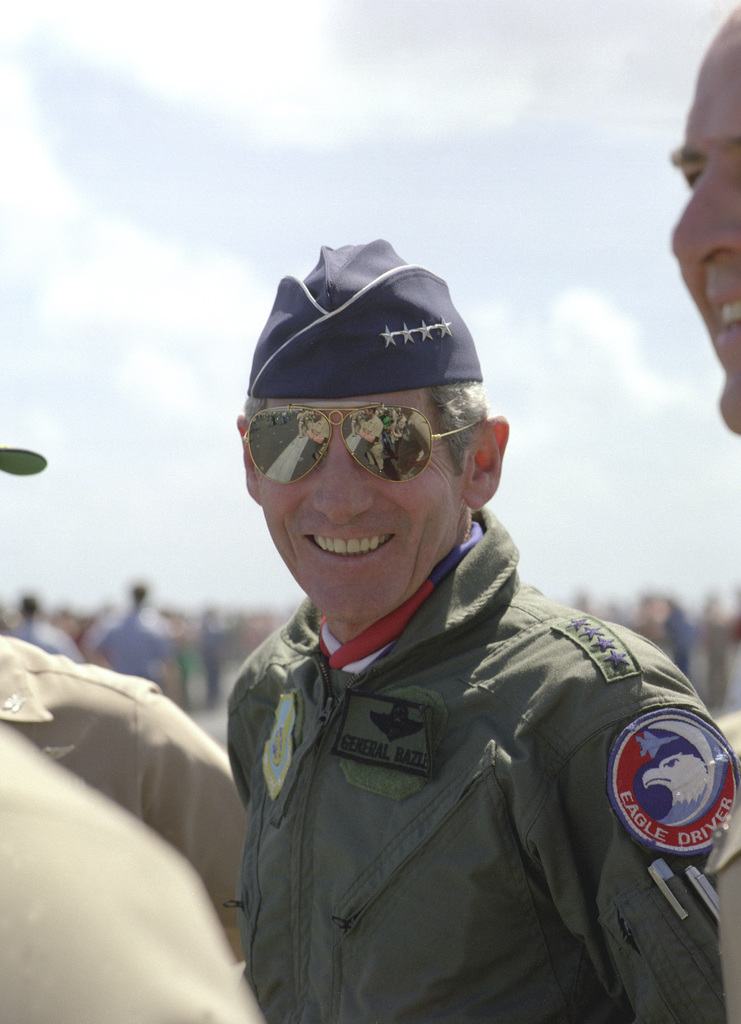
[598,873,724,1024]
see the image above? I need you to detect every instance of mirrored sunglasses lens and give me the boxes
[249,408,330,482]
[341,405,432,482]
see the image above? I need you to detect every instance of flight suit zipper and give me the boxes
[286,655,363,1021]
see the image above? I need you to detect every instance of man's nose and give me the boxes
[672,167,741,266]
[310,429,374,522]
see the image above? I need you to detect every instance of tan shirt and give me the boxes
[0,636,246,957]
[0,722,262,1023]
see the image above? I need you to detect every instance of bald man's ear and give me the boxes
[462,416,509,511]
[237,414,263,506]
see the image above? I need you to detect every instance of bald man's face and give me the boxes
[672,14,741,434]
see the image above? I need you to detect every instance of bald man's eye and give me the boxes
[684,164,705,189]
[671,148,705,189]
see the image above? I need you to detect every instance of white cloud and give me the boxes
[115,346,203,420]
[548,288,692,409]
[0,58,81,288]
[0,40,271,434]
[470,286,712,466]
[1,0,732,147]
[39,219,269,344]
[4,0,334,138]
[33,218,272,425]
[0,62,77,216]
[0,51,271,359]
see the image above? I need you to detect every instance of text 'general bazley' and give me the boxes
[339,733,430,772]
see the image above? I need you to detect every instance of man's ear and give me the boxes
[237,414,263,506]
[461,416,509,511]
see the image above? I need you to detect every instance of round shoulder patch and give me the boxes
[608,708,739,856]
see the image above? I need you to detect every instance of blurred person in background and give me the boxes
[201,608,229,710]
[83,580,183,704]
[725,590,741,719]
[9,593,84,662]
[701,595,732,713]
[665,597,696,680]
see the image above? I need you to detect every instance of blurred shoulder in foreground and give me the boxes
[0,721,263,1023]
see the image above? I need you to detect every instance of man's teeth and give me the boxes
[314,534,391,555]
[722,301,741,325]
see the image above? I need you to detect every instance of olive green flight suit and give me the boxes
[229,510,729,1023]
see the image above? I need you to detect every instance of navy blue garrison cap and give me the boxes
[248,240,482,398]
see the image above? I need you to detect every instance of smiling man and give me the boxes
[672,8,741,1020]
[672,6,741,435]
[241,384,500,646]
[228,240,732,1023]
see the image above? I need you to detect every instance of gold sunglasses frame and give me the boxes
[245,404,475,484]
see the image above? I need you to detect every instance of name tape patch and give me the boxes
[331,691,431,778]
[608,708,739,855]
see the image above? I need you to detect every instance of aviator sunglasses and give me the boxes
[245,404,475,484]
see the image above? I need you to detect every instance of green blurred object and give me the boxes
[0,447,47,475]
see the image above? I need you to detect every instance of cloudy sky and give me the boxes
[3,0,740,621]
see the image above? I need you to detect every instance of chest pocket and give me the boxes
[325,745,568,1023]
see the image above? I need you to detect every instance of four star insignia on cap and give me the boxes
[248,241,484,397]
[381,318,453,348]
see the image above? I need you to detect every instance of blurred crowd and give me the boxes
[573,589,741,717]
[0,582,290,718]
[3,582,741,720]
